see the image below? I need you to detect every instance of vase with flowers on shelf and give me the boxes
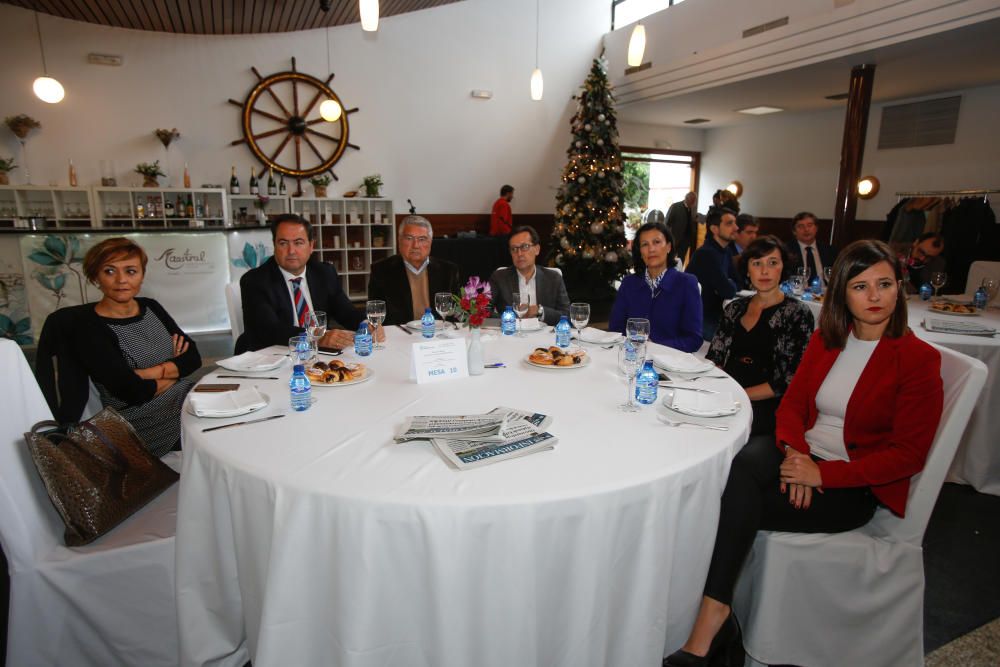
[135,160,165,188]
[362,174,383,198]
[0,157,15,185]
[310,174,332,198]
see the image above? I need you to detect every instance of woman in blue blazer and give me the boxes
[609,222,703,352]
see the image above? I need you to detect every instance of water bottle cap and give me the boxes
[424,307,432,314]
[293,364,305,372]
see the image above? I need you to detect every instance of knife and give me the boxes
[217,375,280,380]
[397,324,413,335]
[202,414,285,433]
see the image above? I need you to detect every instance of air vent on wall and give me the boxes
[878,96,961,149]
[742,17,788,39]
[684,118,711,124]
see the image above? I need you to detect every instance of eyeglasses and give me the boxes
[402,234,430,245]
[509,243,537,254]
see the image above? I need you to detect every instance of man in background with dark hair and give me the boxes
[733,213,759,255]
[666,191,698,266]
[688,206,740,341]
[237,214,367,352]
[489,225,570,326]
[902,232,946,294]
[786,211,837,285]
[490,185,515,236]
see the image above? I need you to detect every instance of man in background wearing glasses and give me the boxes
[489,225,571,326]
[368,215,460,326]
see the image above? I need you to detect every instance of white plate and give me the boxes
[309,365,374,387]
[661,390,740,417]
[519,321,544,332]
[524,352,591,370]
[216,355,287,372]
[185,391,270,419]
[404,319,451,332]
[927,305,980,317]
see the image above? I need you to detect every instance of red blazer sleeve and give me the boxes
[774,329,826,455]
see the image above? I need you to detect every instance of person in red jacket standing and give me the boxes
[489,184,514,236]
[664,239,944,667]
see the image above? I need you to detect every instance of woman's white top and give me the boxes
[805,332,880,462]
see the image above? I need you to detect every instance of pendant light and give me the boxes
[319,27,342,122]
[530,0,543,101]
[627,23,646,68]
[360,0,379,32]
[33,12,64,104]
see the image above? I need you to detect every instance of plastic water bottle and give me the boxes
[421,307,436,339]
[501,305,517,336]
[354,322,372,356]
[974,287,988,310]
[289,364,312,412]
[555,315,571,348]
[919,283,933,301]
[635,360,659,405]
[810,275,822,296]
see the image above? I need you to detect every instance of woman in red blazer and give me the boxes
[664,240,943,667]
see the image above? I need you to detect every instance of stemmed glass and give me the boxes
[930,272,947,299]
[570,302,591,338]
[288,334,317,367]
[618,340,644,413]
[981,278,998,306]
[823,266,833,284]
[626,317,650,346]
[512,291,530,337]
[307,311,327,341]
[366,300,386,350]
[434,292,453,333]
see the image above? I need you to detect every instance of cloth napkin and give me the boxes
[188,386,268,417]
[217,351,282,371]
[519,317,541,330]
[671,390,735,416]
[576,327,621,344]
[653,348,711,372]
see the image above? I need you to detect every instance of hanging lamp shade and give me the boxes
[627,23,646,67]
[360,0,379,31]
[530,68,544,101]
[320,99,342,122]
[33,76,64,104]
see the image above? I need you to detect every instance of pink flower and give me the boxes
[463,276,491,300]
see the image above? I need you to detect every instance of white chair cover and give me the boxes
[965,260,1000,302]
[225,281,244,339]
[733,344,987,667]
[0,339,182,667]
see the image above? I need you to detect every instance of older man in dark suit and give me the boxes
[488,225,570,326]
[367,215,460,326]
[786,211,838,286]
[236,214,371,353]
[666,191,698,266]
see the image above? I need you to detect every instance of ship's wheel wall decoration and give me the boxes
[228,57,360,195]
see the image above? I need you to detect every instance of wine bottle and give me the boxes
[183,163,191,188]
[68,159,77,187]
[267,166,277,196]
[279,173,287,195]
[176,194,185,219]
[135,196,145,219]
[196,198,204,218]
[186,195,194,218]
[165,198,175,218]
[230,166,240,195]
[249,167,259,195]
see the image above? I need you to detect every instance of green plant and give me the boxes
[134,160,166,178]
[154,128,180,149]
[310,174,332,187]
[362,174,383,196]
[0,157,16,172]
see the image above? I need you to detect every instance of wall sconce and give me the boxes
[726,181,743,198]
[857,175,880,199]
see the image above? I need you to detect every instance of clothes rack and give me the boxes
[895,188,998,202]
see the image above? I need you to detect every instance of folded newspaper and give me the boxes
[395,407,556,470]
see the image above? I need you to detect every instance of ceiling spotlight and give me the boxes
[736,106,783,115]
[857,175,880,199]
[360,0,379,31]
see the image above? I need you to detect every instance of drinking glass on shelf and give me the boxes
[288,334,317,367]
[626,317,650,346]
[366,299,386,350]
[570,302,591,335]
[930,271,947,299]
[618,340,644,413]
[434,292,454,331]
[307,311,327,341]
[513,291,530,337]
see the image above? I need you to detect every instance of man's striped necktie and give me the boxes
[291,277,310,327]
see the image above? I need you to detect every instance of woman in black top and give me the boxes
[705,236,813,436]
[68,237,200,456]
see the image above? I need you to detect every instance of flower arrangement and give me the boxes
[135,160,165,178]
[154,128,180,149]
[4,115,41,139]
[454,276,492,328]
[0,157,18,172]
[309,174,332,187]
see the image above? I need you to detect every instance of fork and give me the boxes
[657,415,729,431]
[686,374,728,381]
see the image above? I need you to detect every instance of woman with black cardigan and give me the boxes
[66,237,201,456]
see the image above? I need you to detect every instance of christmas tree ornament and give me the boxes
[590,222,603,234]
[584,124,592,131]
[598,114,606,121]
[597,139,604,146]
[577,176,585,183]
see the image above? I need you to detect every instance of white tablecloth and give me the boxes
[176,329,751,667]
[804,297,1000,495]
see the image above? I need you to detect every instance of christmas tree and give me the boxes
[549,58,630,298]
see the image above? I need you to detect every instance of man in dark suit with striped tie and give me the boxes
[236,214,378,353]
[786,211,838,286]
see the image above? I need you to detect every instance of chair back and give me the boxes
[225,281,244,339]
[867,344,987,544]
[0,340,66,569]
[965,260,1000,302]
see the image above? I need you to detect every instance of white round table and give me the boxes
[175,328,751,667]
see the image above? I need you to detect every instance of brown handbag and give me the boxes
[24,407,180,546]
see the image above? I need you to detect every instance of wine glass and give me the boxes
[513,292,530,337]
[930,272,947,299]
[434,292,453,331]
[823,266,833,285]
[789,275,805,298]
[570,302,591,337]
[626,317,650,346]
[618,341,644,413]
[288,334,317,367]
[366,300,386,350]
[981,278,998,306]
[307,311,327,341]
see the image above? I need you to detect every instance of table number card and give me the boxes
[411,338,469,384]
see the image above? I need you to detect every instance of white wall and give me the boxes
[698,84,1000,220]
[0,0,609,215]
[618,121,704,152]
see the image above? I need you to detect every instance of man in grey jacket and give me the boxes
[489,225,571,326]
